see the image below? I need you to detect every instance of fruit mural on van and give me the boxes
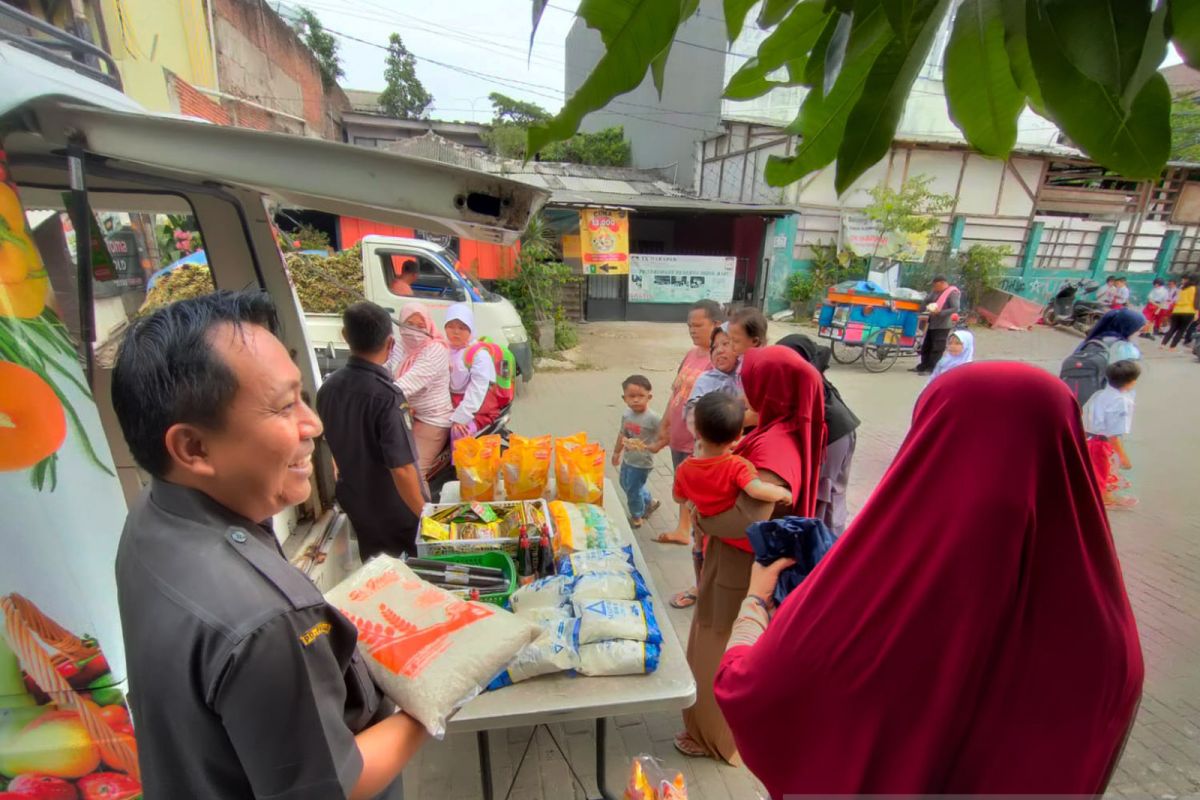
[0,150,141,798]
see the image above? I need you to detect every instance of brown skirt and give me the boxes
[682,537,755,764]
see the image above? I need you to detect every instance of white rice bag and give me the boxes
[557,546,635,577]
[327,556,540,737]
[514,605,573,626]
[577,640,661,676]
[572,598,662,645]
[509,575,573,614]
[571,570,650,601]
[488,618,581,688]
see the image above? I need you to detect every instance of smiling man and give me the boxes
[111,291,424,800]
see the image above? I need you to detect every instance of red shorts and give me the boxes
[1087,437,1116,494]
[1141,304,1164,326]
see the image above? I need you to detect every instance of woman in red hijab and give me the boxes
[675,346,825,762]
[714,362,1143,795]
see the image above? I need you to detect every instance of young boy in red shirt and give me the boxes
[674,392,792,519]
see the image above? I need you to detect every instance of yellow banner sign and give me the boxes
[579,207,630,274]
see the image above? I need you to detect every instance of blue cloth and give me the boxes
[1077,309,1145,352]
[744,516,839,606]
[619,463,653,518]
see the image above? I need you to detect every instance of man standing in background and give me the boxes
[912,275,961,376]
[317,301,427,560]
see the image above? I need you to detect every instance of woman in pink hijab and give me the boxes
[387,303,452,476]
[714,363,1143,796]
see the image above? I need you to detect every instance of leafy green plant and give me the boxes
[1171,95,1200,162]
[279,223,331,252]
[492,215,578,354]
[295,8,343,90]
[787,271,816,303]
[483,94,631,165]
[530,0,1191,192]
[862,176,953,263]
[155,215,202,265]
[956,243,1010,309]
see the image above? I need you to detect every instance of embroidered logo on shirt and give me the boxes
[299,622,332,646]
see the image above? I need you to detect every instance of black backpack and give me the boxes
[1060,340,1108,405]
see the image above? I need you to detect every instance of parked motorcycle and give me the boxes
[1042,279,1106,333]
[425,407,512,502]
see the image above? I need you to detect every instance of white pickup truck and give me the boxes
[303,234,534,380]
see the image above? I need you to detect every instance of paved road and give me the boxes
[404,320,1200,799]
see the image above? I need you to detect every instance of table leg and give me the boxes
[477,730,493,800]
[594,717,615,800]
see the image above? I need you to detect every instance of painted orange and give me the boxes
[338,216,521,280]
[0,273,49,319]
[0,240,28,283]
[0,361,67,471]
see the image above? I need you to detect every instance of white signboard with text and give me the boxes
[628,254,737,304]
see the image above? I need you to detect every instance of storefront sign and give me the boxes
[842,213,931,261]
[628,254,737,304]
[579,208,630,274]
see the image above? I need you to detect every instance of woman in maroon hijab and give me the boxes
[675,346,825,762]
[714,362,1143,795]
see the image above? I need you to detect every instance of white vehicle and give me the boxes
[0,14,545,794]
[304,235,533,380]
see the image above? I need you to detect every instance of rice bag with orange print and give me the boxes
[454,434,503,501]
[501,433,552,500]
[553,432,587,492]
[327,557,539,738]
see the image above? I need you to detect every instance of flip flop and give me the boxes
[645,499,662,518]
[670,589,698,609]
[673,733,709,758]
[655,532,690,546]
[630,517,644,529]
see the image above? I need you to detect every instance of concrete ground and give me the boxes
[405,320,1200,800]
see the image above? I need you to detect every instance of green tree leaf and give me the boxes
[1026,0,1170,179]
[834,0,952,193]
[1001,0,1045,113]
[1037,0,1158,104]
[724,2,830,100]
[296,8,343,90]
[805,12,843,88]
[531,0,549,53]
[944,0,1024,157]
[528,0,687,157]
[758,0,800,28]
[1172,0,1200,68]
[1124,2,1171,111]
[765,9,893,186]
[650,0,700,96]
[882,0,919,43]
[725,0,758,42]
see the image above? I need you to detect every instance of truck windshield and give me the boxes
[433,246,497,302]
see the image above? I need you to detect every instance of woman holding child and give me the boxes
[674,345,825,763]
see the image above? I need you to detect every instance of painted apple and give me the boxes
[6,773,78,800]
[76,773,140,800]
[0,712,100,779]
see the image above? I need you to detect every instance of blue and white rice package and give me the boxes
[515,605,573,626]
[577,640,661,676]
[571,570,649,602]
[558,546,635,578]
[572,598,662,645]
[509,575,572,614]
[488,618,581,689]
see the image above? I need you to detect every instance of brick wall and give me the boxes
[212,0,349,140]
[167,73,232,125]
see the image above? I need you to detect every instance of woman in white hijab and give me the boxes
[444,303,500,442]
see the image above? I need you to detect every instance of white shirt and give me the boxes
[1148,285,1170,307]
[449,344,496,426]
[1082,386,1134,438]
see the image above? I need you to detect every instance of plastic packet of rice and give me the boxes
[577,639,661,677]
[558,546,635,577]
[572,598,662,645]
[571,570,650,602]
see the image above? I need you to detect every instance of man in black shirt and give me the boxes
[317,302,426,560]
[912,275,962,375]
[111,291,424,799]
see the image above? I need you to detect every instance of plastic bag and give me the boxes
[573,598,662,645]
[625,756,688,800]
[577,640,661,676]
[548,502,621,554]
[326,557,540,737]
[509,575,573,614]
[514,605,573,626]
[555,435,605,504]
[572,570,649,602]
[454,435,503,502]
[502,433,552,500]
[487,618,581,688]
[558,546,635,577]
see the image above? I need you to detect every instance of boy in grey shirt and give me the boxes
[611,374,665,527]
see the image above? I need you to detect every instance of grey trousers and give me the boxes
[815,430,857,535]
